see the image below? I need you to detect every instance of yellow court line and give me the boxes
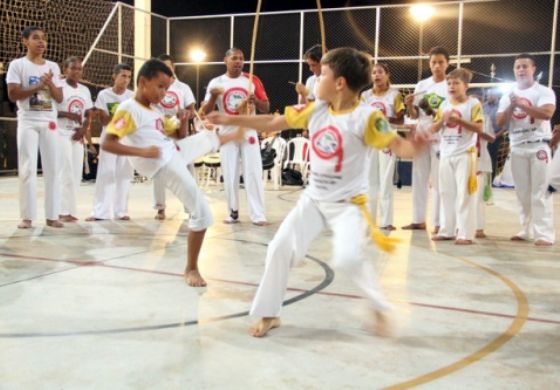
[384,256,529,389]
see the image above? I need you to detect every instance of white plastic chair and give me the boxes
[201,152,221,188]
[283,136,310,186]
[261,136,287,190]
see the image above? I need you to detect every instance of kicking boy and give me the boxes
[208,47,427,337]
[87,63,134,221]
[102,59,242,287]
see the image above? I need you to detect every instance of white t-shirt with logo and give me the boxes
[435,97,484,159]
[157,78,195,117]
[6,57,63,121]
[55,79,93,136]
[204,73,268,135]
[284,101,397,202]
[361,88,405,119]
[497,82,556,148]
[105,98,177,178]
[95,87,134,141]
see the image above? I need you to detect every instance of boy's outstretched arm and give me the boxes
[206,111,290,133]
[102,134,160,159]
[388,132,429,159]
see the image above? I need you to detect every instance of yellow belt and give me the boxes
[351,194,400,253]
[467,147,478,195]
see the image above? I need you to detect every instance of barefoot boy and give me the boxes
[209,47,426,337]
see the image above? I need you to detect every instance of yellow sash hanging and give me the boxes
[467,147,478,195]
[351,194,400,253]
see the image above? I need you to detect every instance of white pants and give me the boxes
[17,119,60,221]
[411,146,440,226]
[369,149,396,227]
[550,148,560,191]
[90,148,132,219]
[152,152,213,231]
[511,144,555,243]
[476,172,492,231]
[220,130,266,222]
[438,153,476,240]
[250,194,391,318]
[59,133,84,216]
[153,131,220,211]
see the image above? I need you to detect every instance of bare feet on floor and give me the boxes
[402,223,426,230]
[249,317,281,337]
[431,235,455,241]
[475,230,486,239]
[252,220,269,226]
[380,225,396,231]
[46,219,64,228]
[510,235,526,241]
[17,219,32,229]
[118,216,131,221]
[59,215,78,223]
[184,269,207,287]
[374,311,395,338]
[535,239,553,247]
[455,239,473,245]
[85,216,103,222]
[155,210,166,220]
[432,226,440,234]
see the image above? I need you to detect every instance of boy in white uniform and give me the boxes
[295,44,322,104]
[208,47,428,338]
[56,56,94,222]
[432,69,486,245]
[6,26,64,229]
[87,64,134,221]
[201,48,270,225]
[361,62,405,230]
[153,54,196,220]
[102,59,244,287]
[497,54,557,246]
[403,47,450,233]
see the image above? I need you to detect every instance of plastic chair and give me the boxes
[261,136,287,190]
[283,136,310,186]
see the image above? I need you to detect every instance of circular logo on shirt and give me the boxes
[512,97,532,120]
[370,101,387,116]
[312,125,344,172]
[68,98,84,117]
[160,90,179,109]
[375,117,390,134]
[223,87,248,115]
[536,150,548,163]
[445,109,463,129]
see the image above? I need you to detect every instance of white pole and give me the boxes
[374,7,380,64]
[548,0,559,88]
[118,3,123,63]
[457,2,464,68]
[82,2,119,66]
[298,11,304,82]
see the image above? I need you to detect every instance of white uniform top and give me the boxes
[414,77,448,121]
[55,79,94,136]
[305,74,319,101]
[478,114,495,173]
[106,98,176,178]
[285,101,397,202]
[497,82,556,148]
[95,87,134,139]
[6,57,63,121]
[157,78,195,117]
[435,97,484,159]
[361,88,405,119]
[204,73,268,134]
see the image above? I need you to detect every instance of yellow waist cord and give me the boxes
[351,194,400,253]
[467,147,478,195]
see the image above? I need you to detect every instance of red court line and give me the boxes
[2,252,560,326]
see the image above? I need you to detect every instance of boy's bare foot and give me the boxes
[252,220,269,226]
[46,219,64,228]
[118,216,131,221]
[85,216,103,222]
[380,225,396,231]
[402,223,426,230]
[155,210,166,220]
[455,239,473,245]
[432,235,455,241]
[475,230,486,239]
[59,215,77,223]
[535,239,553,247]
[510,235,526,241]
[249,317,281,337]
[17,219,32,229]
[374,311,395,338]
[184,269,207,287]
[432,226,440,234]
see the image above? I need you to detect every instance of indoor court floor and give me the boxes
[0,177,559,389]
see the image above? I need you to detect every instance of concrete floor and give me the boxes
[0,177,559,389]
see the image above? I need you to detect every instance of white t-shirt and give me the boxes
[55,79,93,136]
[361,88,405,119]
[285,101,397,202]
[6,57,63,121]
[414,77,448,121]
[204,73,268,134]
[157,78,195,117]
[95,87,134,140]
[497,82,556,148]
[435,97,484,158]
[478,114,495,173]
[305,74,319,102]
[105,98,177,178]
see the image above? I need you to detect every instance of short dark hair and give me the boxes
[304,44,324,63]
[113,63,132,75]
[22,26,43,39]
[157,54,174,63]
[136,59,173,85]
[321,47,372,93]
[63,56,81,69]
[225,47,243,57]
[515,53,536,66]
[428,46,450,62]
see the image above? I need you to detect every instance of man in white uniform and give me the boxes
[403,46,450,233]
[497,54,557,246]
[296,44,322,104]
[201,47,270,225]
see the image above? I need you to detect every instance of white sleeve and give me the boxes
[413,80,424,106]
[183,83,196,107]
[50,62,64,88]
[84,88,94,110]
[95,91,108,113]
[497,94,510,114]
[305,76,316,100]
[538,87,556,107]
[203,79,215,103]
[6,60,22,85]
